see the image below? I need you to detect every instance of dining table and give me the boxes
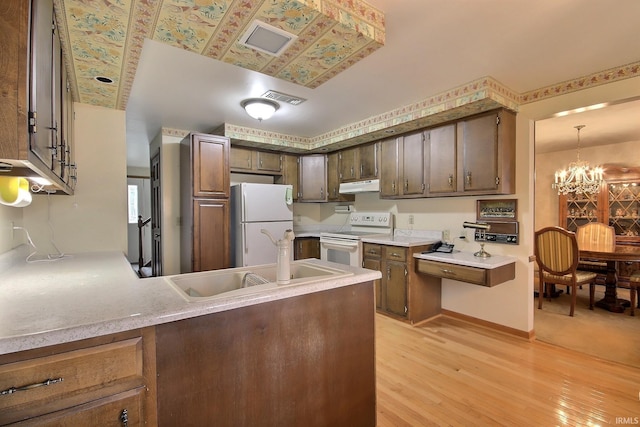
[579,245,640,313]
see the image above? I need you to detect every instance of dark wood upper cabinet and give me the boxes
[456,109,516,195]
[230,146,282,174]
[298,154,327,202]
[380,132,426,199]
[327,152,354,202]
[425,123,457,195]
[0,0,75,193]
[187,134,230,199]
[379,137,400,198]
[338,143,379,182]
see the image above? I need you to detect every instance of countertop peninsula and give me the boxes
[0,249,380,355]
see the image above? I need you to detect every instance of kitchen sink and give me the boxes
[164,261,353,302]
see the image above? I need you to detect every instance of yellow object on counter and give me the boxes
[0,176,32,207]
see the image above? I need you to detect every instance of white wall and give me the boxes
[0,205,24,254]
[155,133,183,275]
[22,103,127,255]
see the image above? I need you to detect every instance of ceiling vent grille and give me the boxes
[262,90,307,106]
[239,20,298,57]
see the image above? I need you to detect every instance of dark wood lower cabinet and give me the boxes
[155,282,376,427]
[294,236,320,260]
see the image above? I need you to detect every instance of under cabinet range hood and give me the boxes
[339,179,380,194]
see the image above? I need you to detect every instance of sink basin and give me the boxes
[164,261,354,302]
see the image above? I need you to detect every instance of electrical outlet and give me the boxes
[442,229,450,242]
[459,229,467,240]
[408,214,414,225]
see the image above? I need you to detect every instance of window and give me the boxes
[128,184,138,224]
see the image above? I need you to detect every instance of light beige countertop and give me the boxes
[362,235,439,247]
[0,249,380,355]
[414,250,517,269]
[362,229,442,247]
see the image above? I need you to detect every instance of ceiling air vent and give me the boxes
[262,90,307,106]
[239,20,298,57]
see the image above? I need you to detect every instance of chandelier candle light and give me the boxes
[553,125,604,195]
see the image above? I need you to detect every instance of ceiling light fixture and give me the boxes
[552,125,605,195]
[241,98,280,121]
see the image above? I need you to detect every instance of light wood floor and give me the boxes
[375,314,640,426]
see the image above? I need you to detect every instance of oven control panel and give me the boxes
[350,212,393,227]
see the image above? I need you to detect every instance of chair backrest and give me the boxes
[534,226,579,276]
[576,222,616,252]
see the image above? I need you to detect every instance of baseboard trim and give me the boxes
[441,309,535,341]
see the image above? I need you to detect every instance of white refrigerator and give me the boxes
[231,183,294,267]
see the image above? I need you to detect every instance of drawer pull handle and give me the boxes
[120,408,129,426]
[1,377,63,396]
[441,269,456,275]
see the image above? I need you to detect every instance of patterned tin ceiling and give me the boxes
[54,0,385,111]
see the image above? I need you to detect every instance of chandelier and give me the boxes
[552,125,604,195]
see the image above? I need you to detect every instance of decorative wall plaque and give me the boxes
[476,199,517,222]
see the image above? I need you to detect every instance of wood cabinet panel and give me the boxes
[338,147,358,181]
[385,259,407,317]
[379,137,400,197]
[192,199,230,272]
[0,329,155,426]
[155,283,376,427]
[426,124,457,194]
[416,259,515,287]
[276,154,298,201]
[294,237,320,260]
[230,147,282,174]
[380,132,426,199]
[229,147,252,170]
[256,151,281,172]
[181,133,230,273]
[191,134,230,198]
[402,132,426,196]
[363,243,382,309]
[456,109,516,195]
[15,388,144,427]
[338,143,379,183]
[0,0,74,193]
[364,243,440,322]
[359,143,379,180]
[298,154,327,202]
[327,152,354,202]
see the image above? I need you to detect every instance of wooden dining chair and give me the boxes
[576,222,616,272]
[534,226,598,316]
[572,222,616,294]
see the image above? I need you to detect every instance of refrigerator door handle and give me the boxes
[242,190,247,222]
[243,223,248,254]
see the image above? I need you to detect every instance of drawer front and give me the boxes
[384,247,407,262]
[363,243,382,258]
[417,260,486,285]
[0,338,143,412]
[14,387,144,427]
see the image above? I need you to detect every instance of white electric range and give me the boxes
[320,212,394,267]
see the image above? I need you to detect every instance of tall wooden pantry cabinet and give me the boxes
[180,133,230,273]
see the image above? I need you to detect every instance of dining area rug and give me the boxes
[534,284,640,368]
